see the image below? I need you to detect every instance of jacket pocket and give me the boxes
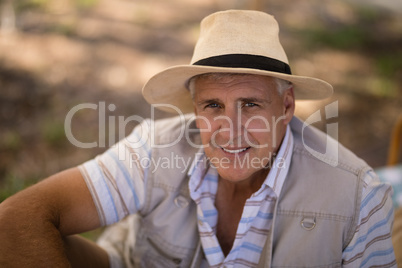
[141,236,183,268]
[271,211,349,267]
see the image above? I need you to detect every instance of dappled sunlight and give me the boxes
[0,0,401,199]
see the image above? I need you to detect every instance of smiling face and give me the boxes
[193,73,295,184]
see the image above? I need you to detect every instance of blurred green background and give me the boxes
[0,0,401,209]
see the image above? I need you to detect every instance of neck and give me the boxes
[218,168,269,199]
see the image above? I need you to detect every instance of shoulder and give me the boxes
[125,114,200,150]
[289,116,370,176]
[148,114,199,146]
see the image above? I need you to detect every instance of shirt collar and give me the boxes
[261,124,294,197]
[188,125,294,198]
[188,149,208,193]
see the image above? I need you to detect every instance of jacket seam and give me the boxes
[342,166,367,249]
[276,210,352,222]
[141,149,154,216]
[144,230,196,255]
[153,181,180,192]
[293,146,366,175]
[272,261,341,268]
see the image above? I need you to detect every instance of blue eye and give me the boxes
[205,103,220,109]
[244,102,257,107]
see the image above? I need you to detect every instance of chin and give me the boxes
[215,167,257,183]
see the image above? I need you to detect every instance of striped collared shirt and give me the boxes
[188,125,293,267]
[79,117,396,267]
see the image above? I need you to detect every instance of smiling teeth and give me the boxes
[222,147,248,154]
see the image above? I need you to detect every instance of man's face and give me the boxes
[193,74,295,183]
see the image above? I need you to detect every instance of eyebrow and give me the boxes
[236,97,271,104]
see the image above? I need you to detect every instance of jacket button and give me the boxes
[174,195,189,208]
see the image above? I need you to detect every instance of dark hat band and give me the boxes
[192,54,292,75]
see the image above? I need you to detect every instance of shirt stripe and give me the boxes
[78,119,150,224]
[189,125,294,267]
[78,116,395,267]
[342,177,396,267]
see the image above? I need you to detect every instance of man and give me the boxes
[0,10,396,268]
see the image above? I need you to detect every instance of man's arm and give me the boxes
[342,171,396,267]
[0,167,109,267]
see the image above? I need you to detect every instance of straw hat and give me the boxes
[142,10,333,113]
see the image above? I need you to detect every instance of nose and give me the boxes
[215,106,243,146]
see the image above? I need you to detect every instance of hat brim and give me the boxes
[142,65,333,113]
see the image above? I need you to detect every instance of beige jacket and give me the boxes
[97,116,369,268]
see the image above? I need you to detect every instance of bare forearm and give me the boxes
[0,194,70,267]
[0,168,104,267]
[64,235,109,268]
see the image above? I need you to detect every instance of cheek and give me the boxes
[244,115,284,149]
[195,113,211,131]
[244,116,271,138]
[199,132,212,146]
[196,117,217,144]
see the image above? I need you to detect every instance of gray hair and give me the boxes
[187,73,292,99]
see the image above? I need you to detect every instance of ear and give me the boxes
[282,86,295,125]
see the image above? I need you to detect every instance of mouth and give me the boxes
[221,147,250,154]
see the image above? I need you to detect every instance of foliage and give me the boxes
[0,174,37,202]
